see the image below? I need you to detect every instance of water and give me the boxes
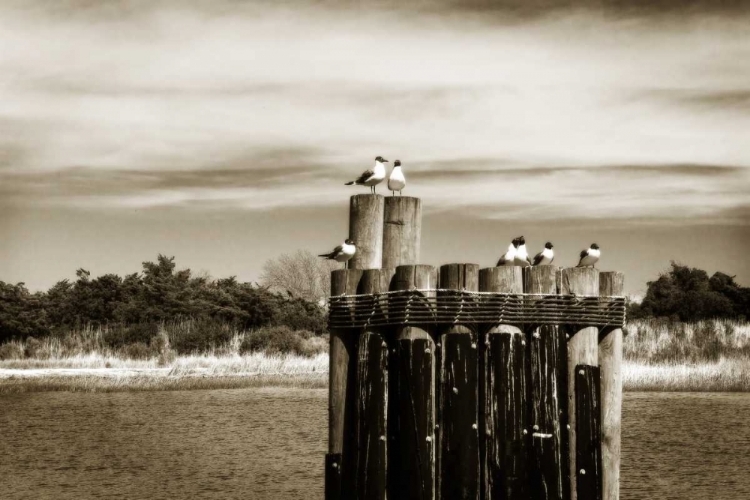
[1,389,749,499]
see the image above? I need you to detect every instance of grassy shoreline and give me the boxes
[3,318,750,393]
[3,354,750,393]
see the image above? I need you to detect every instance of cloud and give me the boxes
[0,1,748,224]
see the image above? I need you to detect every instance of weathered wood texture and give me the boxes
[354,332,389,500]
[353,269,395,500]
[390,338,436,499]
[329,269,365,455]
[329,268,364,498]
[389,265,437,500]
[349,194,384,269]
[575,365,603,500]
[598,272,624,500]
[326,453,343,500]
[560,267,599,500]
[479,267,528,500]
[438,264,480,500]
[382,196,422,270]
[525,266,570,500]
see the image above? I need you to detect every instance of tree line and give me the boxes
[0,254,327,343]
[1,254,748,345]
[628,262,749,322]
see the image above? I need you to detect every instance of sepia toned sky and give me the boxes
[1,0,749,296]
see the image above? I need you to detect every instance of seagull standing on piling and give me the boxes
[533,242,555,266]
[514,236,532,267]
[319,239,357,269]
[496,237,519,266]
[577,243,601,268]
[345,156,388,194]
[388,160,406,196]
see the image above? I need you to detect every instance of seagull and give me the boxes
[388,160,406,196]
[577,243,601,268]
[514,236,532,267]
[319,239,357,269]
[496,237,519,266]
[345,156,388,194]
[533,242,555,266]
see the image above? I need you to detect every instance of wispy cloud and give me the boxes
[0,0,749,223]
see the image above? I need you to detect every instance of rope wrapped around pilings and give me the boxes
[328,289,626,329]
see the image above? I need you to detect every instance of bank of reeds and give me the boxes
[3,319,750,393]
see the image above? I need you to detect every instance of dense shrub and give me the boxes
[103,323,159,349]
[239,326,312,356]
[167,318,236,354]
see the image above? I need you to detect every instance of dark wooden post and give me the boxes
[479,267,528,500]
[382,197,422,269]
[599,272,624,500]
[349,194,384,270]
[560,268,600,500]
[438,263,480,500]
[525,265,569,500]
[389,264,438,500]
[353,268,395,500]
[328,269,364,500]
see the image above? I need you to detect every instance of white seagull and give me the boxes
[319,239,357,269]
[533,242,555,266]
[577,243,601,268]
[514,236,532,267]
[388,160,406,196]
[345,156,388,194]
[496,237,519,266]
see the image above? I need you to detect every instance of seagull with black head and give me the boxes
[345,156,388,194]
[577,243,601,268]
[319,239,357,269]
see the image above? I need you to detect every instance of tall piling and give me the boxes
[389,264,438,500]
[560,268,600,500]
[479,266,528,500]
[352,269,395,500]
[382,196,422,269]
[328,268,364,500]
[438,264,480,500]
[599,272,624,500]
[349,194,384,270]
[525,265,569,500]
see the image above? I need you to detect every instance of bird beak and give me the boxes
[383,159,389,162]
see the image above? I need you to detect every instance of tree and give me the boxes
[636,262,749,321]
[260,250,338,304]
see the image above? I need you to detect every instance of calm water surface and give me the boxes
[1,389,749,499]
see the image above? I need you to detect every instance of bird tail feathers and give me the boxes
[344,181,355,185]
[319,253,333,259]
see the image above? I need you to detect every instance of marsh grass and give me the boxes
[624,318,750,363]
[3,319,750,393]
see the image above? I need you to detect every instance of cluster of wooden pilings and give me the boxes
[326,194,623,500]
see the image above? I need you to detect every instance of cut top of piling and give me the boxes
[349,194,385,270]
[383,196,422,269]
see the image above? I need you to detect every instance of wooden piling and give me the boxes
[438,264,480,500]
[353,269,395,500]
[598,272,624,500]
[389,264,438,500]
[329,268,364,499]
[479,266,528,500]
[560,268,600,500]
[525,265,569,500]
[382,196,422,269]
[349,194,385,270]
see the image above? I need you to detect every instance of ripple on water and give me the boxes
[2,389,749,499]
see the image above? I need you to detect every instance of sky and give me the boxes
[1,0,749,297]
